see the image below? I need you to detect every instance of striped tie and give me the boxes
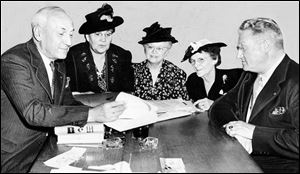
[49,61,55,98]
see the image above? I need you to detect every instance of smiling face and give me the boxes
[87,29,114,54]
[143,42,172,65]
[189,51,217,77]
[39,11,74,60]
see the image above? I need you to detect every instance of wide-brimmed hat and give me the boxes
[138,22,178,44]
[79,3,124,34]
[181,39,226,62]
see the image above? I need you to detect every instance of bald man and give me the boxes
[1,6,125,172]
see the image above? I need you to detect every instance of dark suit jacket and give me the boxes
[1,39,89,173]
[64,42,134,93]
[208,55,299,172]
[186,68,243,102]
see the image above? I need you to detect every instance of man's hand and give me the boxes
[88,101,126,122]
[223,121,256,139]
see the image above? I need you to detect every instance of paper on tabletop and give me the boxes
[44,147,86,168]
[104,92,158,132]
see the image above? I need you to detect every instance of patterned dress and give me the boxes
[132,59,189,100]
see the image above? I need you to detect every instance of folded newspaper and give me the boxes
[54,122,104,145]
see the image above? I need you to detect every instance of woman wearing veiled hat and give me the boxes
[133,22,189,100]
[65,3,134,94]
[182,39,243,111]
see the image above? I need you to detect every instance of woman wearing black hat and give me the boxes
[133,22,189,100]
[64,3,134,94]
[183,39,243,111]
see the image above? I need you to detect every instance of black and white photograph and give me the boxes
[1,1,299,173]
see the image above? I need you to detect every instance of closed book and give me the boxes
[57,132,104,144]
[55,123,104,135]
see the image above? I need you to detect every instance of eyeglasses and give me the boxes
[144,45,170,53]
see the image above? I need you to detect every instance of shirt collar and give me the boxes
[259,54,285,85]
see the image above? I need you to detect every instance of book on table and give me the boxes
[54,122,105,145]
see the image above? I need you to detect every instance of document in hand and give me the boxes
[104,92,158,132]
[54,122,105,145]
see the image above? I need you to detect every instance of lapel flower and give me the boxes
[222,74,228,84]
[65,77,70,88]
[219,89,224,95]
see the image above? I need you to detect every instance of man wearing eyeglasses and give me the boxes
[64,3,134,94]
[208,17,299,173]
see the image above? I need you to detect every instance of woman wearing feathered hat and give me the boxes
[133,22,189,100]
[183,39,243,111]
[65,3,134,93]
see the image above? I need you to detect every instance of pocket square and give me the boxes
[271,106,286,115]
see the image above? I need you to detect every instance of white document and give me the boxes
[104,92,158,132]
[160,158,186,173]
[148,99,196,122]
[50,161,132,173]
[44,147,86,168]
[115,92,158,119]
[148,98,196,113]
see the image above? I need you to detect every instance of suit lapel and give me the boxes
[28,39,52,102]
[238,73,256,121]
[53,61,67,105]
[249,56,289,122]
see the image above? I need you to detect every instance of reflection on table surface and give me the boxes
[30,112,262,173]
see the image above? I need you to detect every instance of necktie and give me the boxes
[49,61,55,97]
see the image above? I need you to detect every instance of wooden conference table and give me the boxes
[30,111,262,173]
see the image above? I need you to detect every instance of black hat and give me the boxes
[181,39,227,62]
[138,22,178,44]
[79,3,124,34]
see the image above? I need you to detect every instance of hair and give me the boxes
[188,46,222,67]
[31,6,66,35]
[238,17,284,50]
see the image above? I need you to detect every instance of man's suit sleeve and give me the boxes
[1,54,89,128]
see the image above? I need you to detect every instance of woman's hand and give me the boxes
[193,98,214,112]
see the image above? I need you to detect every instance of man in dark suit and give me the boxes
[208,17,299,173]
[1,6,125,173]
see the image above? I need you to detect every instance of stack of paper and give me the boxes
[55,122,105,145]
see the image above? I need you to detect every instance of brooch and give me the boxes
[222,74,228,84]
[65,77,70,88]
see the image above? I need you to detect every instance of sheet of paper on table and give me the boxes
[160,158,186,173]
[104,93,197,132]
[44,147,86,168]
[50,161,132,173]
[148,99,197,122]
[104,92,158,132]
